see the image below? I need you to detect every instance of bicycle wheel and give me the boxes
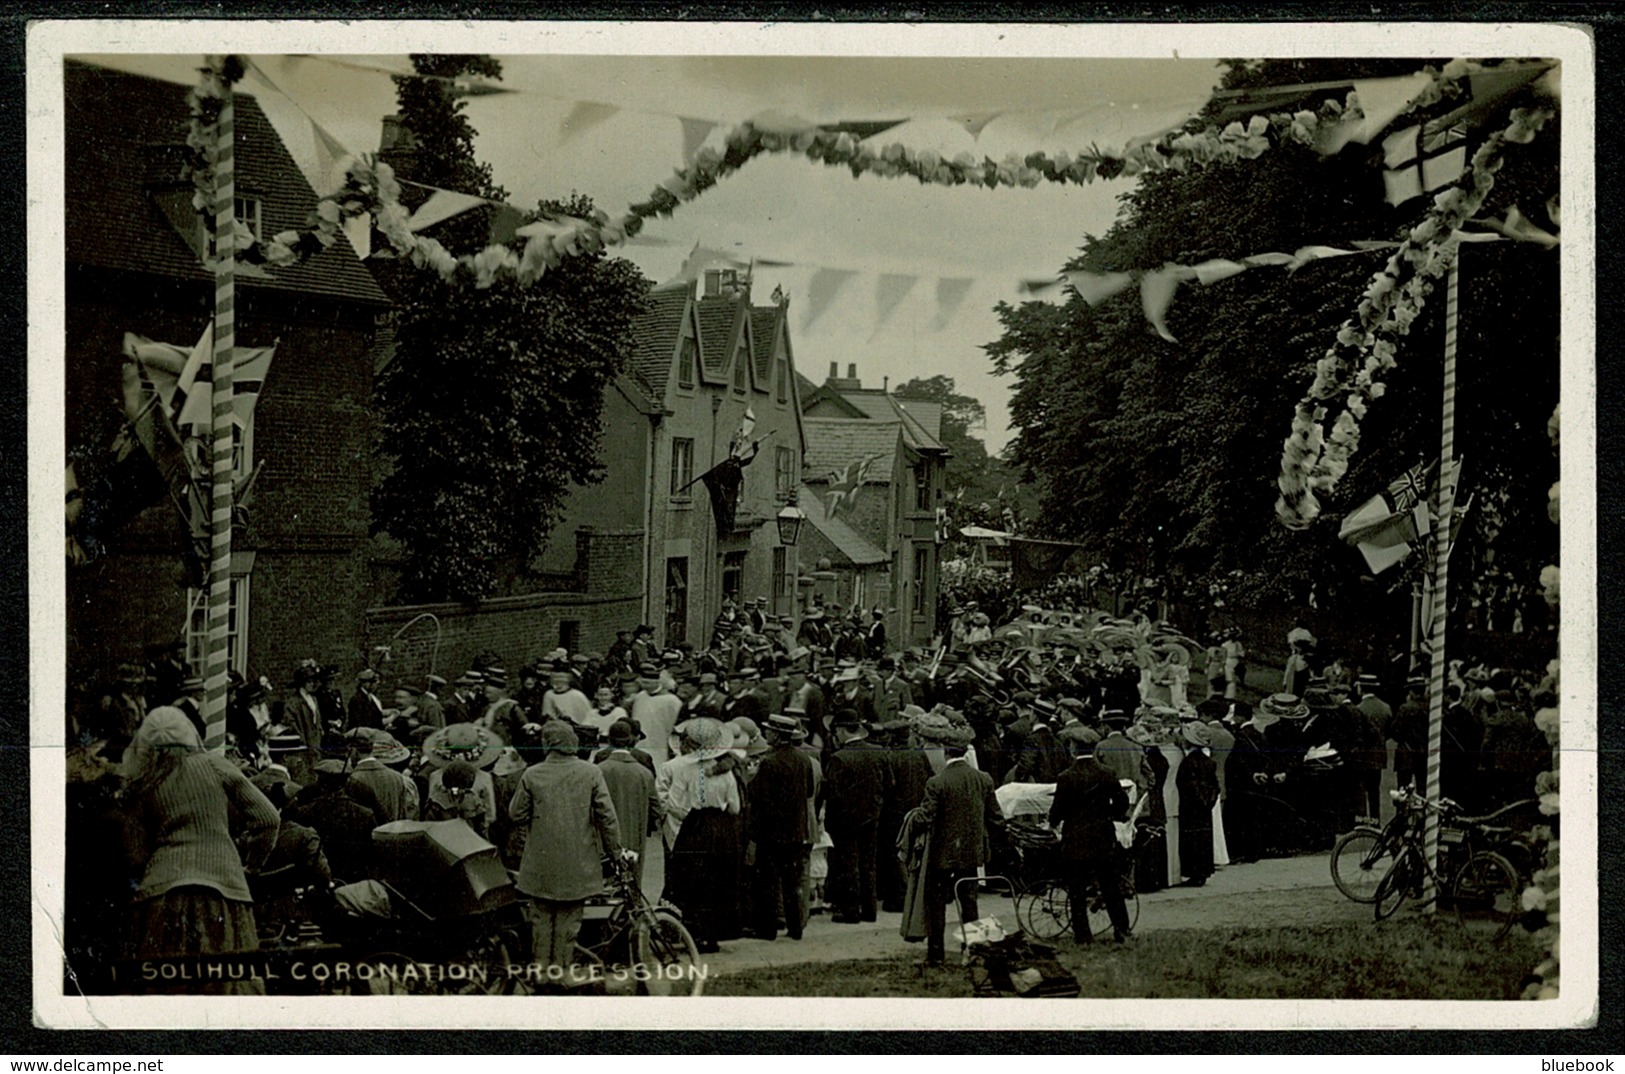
[1452,852,1521,942]
[1373,850,1416,922]
[633,909,704,996]
[1018,883,1070,942]
[1331,826,1393,904]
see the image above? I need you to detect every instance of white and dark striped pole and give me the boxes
[203,57,239,752]
[1420,247,1462,910]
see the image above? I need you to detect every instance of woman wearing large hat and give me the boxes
[1174,720,1220,887]
[420,723,502,847]
[656,717,744,953]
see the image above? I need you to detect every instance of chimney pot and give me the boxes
[829,361,838,379]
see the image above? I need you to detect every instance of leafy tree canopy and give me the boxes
[988,59,1559,627]
[372,56,650,603]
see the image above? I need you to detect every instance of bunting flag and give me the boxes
[123,325,278,435]
[1338,460,1442,574]
[559,100,620,143]
[1316,71,1436,155]
[1382,121,1469,205]
[802,268,858,331]
[1140,264,1195,343]
[1472,205,1561,248]
[929,277,974,331]
[950,111,1002,138]
[870,273,919,336]
[407,189,489,233]
[728,405,758,459]
[698,418,762,536]
[679,116,719,162]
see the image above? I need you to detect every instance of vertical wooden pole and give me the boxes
[1421,249,1461,910]
[203,59,237,751]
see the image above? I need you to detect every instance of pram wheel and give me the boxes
[1017,883,1070,942]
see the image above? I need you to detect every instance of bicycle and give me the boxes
[1368,790,1532,941]
[1330,787,1417,903]
[565,851,705,997]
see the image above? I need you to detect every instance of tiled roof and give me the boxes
[696,294,742,378]
[628,285,689,399]
[838,390,946,452]
[802,418,900,484]
[749,307,779,386]
[798,483,888,566]
[65,60,388,306]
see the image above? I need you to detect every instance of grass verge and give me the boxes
[704,919,1543,999]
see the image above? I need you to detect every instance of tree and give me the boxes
[988,59,1559,636]
[371,56,650,602]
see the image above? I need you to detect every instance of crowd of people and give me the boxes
[64,590,1557,990]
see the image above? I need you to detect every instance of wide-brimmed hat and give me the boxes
[1259,693,1309,720]
[910,706,975,746]
[1125,723,1162,746]
[1058,723,1101,748]
[422,722,503,770]
[834,666,861,683]
[491,746,528,777]
[675,716,727,753]
[764,713,802,738]
[1301,687,1339,711]
[357,668,378,683]
[346,727,410,765]
[1180,721,1212,748]
[265,731,306,753]
[115,661,150,683]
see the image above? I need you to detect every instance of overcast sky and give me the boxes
[75,43,1228,453]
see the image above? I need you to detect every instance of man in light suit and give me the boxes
[916,740,1004,966]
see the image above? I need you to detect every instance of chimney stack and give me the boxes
[847,363,858,380]
[704,270,722,297]
[829,362,839,379]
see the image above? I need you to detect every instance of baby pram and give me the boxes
[995,779,1149,942]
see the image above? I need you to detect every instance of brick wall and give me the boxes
[64,270,378,688]
[361,527,645,692]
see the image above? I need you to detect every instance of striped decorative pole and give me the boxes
[1420,247,1462,910]
[203,57,239,752]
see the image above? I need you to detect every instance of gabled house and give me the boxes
[550,270,808,647]
[800,364,948,650]
[64,60,391,685]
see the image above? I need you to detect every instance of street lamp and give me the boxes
[776,492,806,546]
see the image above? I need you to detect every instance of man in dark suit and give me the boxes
[723,668,769,725]
[347,668,386,731]
[917,740,1004,965]
[750,714,818,940]
[866,609,887,660]
[820,712,892,923]
[1050,729,1133,943]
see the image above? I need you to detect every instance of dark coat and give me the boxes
[821,739,892,834]
[1049,756,1129,864]
[724,691,769,726]
[750,745,817,846]
[347,689,385,731]
[918,759,1003,872]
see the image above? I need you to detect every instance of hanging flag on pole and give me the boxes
[1337,460,1436,573]
[695,407,764,535]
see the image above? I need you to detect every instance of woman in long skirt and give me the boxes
[656,718,743,953]
[1130,725,1170,892]
[121,708,279,994]
[1174,723,1220,886]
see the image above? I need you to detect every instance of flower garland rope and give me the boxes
[186,55,1476,294]
[1273,104,1555,530]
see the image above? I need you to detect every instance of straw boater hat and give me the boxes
[422,722,503,770]
[346,727,410,765]
[1259,693,1310,721]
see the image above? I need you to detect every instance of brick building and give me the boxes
[549,270,810,649]
[63,60,391,687]
[800,364,948,650]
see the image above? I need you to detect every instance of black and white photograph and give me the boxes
[28,19,1595,1031]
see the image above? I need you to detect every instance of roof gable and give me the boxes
[695,293,744,381]
[628,285,691,400]
[65,60,388,306]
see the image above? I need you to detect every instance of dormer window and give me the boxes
[199,195,263,258]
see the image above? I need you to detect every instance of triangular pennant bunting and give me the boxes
[871,273,919,335]
[930,277,974,331]
[679,116,719,162]
[802,268,858,331]
[559,100,620,144]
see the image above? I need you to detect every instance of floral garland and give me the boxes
[1274,104,1556,529]
[186,54,1475,294]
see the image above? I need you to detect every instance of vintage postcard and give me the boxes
[28,18,1596,1030]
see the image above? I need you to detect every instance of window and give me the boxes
[774,446,795,503]
[913,546,930,616]
[199,195,263,258]
[664,558,688,645]
[732,347,747,393]
[677,338,697,389]
[914,465,932,511]
[558,619,580,653]
[722,551,746,605]
[775,356,789,405]
[185,572,251,676]
[772,546,790,600]
[670,437,694,498]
